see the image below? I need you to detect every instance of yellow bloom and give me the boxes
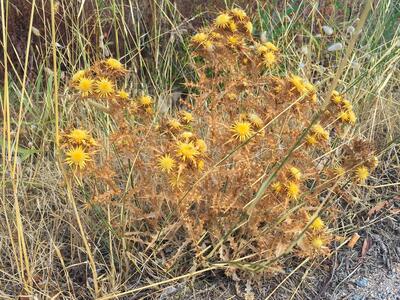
[72,70,86,82]
[342,99,353,110]
[289,75,307,95]
[67,129,90,145]
[263,51,277,67]
[289,167,302,181]
[231,121,253,141]
[195,139,207,153]
[264,42,278,52]
[311,124,329,141]
[355,166,369,183]
[248,113,264,128]
[370,156,379,169]
[168,118,182,130]
[348,110,357,125]
[96,78,114,98]
[334,165,346,177]
[245,21,253,34]
[271,182,282,193]
[227,35,241,46]
[331,91,342,105]
[138,95,153,106]
[180,111,194,123]
[229,21,237,32]
[106,58,124,70]
[311,237,324,249]
[215,13,231,28]
[230,8,247,20]
[117,90,129,100]
[65,146,90,170]
[176,141,199,161]
[310,217,325,230]
[158,154,175,173]
[191,32,208,44]
[77,77,94,96]
[197,159,205,172]
[306,134,318,146]
[180,131,194,140]
[203,40,214,51]
[286,181,300,199]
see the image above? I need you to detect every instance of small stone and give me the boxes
[355,277,369,287]
[322,25,334,35]
[327,42,343,52]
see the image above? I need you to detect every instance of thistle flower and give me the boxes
[331,91,342,104]
[231,121,253,141]
[355,166,369,183]
[311,237,324,249]
[286,181,300,200]
[215,13,231,29]
[106,58,124,70]
[334,165,346,177]
[176,141,199,162]
[289,167,302,181]
[263,52,277,67]
[245,21,253,34]
[230,8,247,20]
[342,99,353,110]
[65,146,90,169]
[195,139,207,153]
[228,21,237,32]
[271,182,282,193]
[96,78,115,98]
[306,134,318,146]
[158,154,175,173]
[77,77,94,96]
[72,70,86,82]
[191,32,208,44]
[203,40,214,51]
[117,90,129,100]
[197,159,205,172]
[289,75,307,95]
[138,95,153,106]
[227,35,241,46]
[67,129,90,145]
[180,111,194,123]
[248,113,264,128]
[311,124,329,141]
[310,217,325,230]
[180,131,194,140]
[168,118,183,130]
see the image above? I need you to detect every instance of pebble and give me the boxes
[355,277,369,288]
[322,25,334,35]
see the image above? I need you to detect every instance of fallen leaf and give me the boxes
[361,237,372,257]
[347,233,360,249]
[368,201,388,217]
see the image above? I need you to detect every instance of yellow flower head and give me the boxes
[168,118,182,130]
[342,99,353,110]
[331,91,343,104]
[310,217,325,230]
[264,42,278,52]
[347,110,357,125]
[334,165,346,177]
[311,237,324,249]
[195,139,207,153]
[176,141,199,162]
[244,21,253,34]
[271,182,282,193]
[117,90,129,100]
[138,95,153,106]
[77,77,94,96]
[67,129,90,145]
[230,8,247,20]
[106,58,124,70]
[231,121,253,141]
[306,134,318,146]
[227,35,241,46]
[263,51,277,67]
[248,113,264,128]
[289,75,307,95]
[355,166,369,183]
[289,167,302,181]
[197,159,205,172]
[65,146,90,170]
[229,21,238,32]
[311,124,329,141]
[215,13,231,28]
[286,181,300,200]
[370,156,379,169]
[96,78,115,98]
[158,154,175,173]
[180,111,194,123]
[191,32,208,44]
[72,70,86,82]
[203,40,214,51]
[180,131,194,140]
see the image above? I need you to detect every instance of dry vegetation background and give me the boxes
[1,0,399,299]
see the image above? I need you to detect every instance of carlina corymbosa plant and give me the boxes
[62,8,378,279]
